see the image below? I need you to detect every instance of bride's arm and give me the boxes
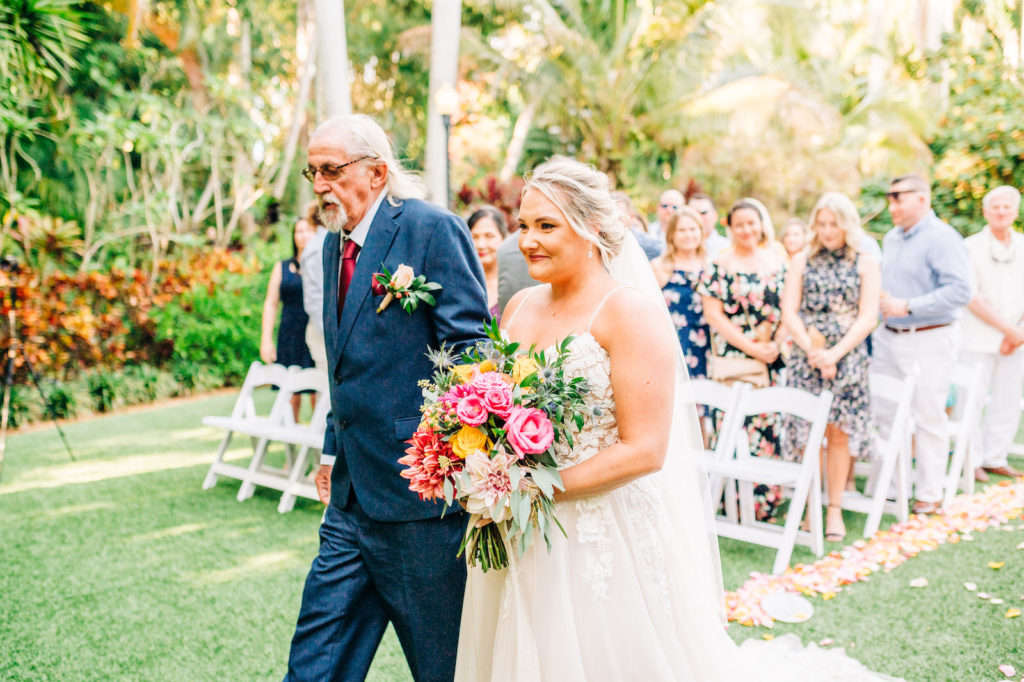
[556,289,677,501]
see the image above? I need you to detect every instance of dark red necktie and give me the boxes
[337,237,360,321]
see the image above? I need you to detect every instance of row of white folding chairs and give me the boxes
[693,363,996,574]
[201,361,330,513]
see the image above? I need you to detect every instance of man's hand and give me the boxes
[315,465,332,505]
[1000,334,1023,356]
[880,296,910,319]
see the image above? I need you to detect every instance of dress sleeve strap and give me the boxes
[586,286,630,333]
[503,285,542,329]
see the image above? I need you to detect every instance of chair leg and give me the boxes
[202,433,233,490]
[808,467,824,556]
[774,474,814,574]
[278,445,311,514]
[237,438,271,501]
[865,445,901,538]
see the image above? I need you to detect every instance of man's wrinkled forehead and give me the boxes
[889,175,929,193]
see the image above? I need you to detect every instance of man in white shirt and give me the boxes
[959,185,1024,481]
[299,207,329,371]
[688,193,730,260]
[648,189,683,248]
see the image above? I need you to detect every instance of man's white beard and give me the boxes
[318,194,348,233]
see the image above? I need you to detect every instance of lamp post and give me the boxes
[434,84,459,209]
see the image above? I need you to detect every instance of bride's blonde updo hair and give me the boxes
[523,156,626,266]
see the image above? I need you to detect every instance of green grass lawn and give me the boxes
[1,391,1022,681]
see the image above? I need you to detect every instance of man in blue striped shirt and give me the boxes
[873,174,971,515]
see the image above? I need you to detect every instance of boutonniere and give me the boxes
[373,264,441,314]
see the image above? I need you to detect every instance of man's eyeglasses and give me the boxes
[660,203,680,210]
[885,189,922,201]
[302,156,371,182]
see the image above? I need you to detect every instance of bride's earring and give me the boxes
[588,244,594,259]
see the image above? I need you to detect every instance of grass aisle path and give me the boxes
[1,392,1021,681]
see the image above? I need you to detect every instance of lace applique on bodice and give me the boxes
[551,333,618,468]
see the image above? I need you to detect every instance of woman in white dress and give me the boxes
[454,157,897,682]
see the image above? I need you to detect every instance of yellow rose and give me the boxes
[511,356,540,385]
[449,426,492,460]
[451,364,477,384]
[477,359,496,374]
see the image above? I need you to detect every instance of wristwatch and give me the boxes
[905,300,913,316]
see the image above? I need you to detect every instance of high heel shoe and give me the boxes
[825,505,846,543]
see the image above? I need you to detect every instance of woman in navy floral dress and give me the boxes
[699,200,788,522]
[654,207,710,379]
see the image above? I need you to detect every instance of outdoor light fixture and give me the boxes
[434,84,459,208]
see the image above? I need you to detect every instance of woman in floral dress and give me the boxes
[781,192,880,542]
[699,200,787,521]
[654,207,710,380]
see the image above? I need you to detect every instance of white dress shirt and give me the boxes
[961,226,1024,354]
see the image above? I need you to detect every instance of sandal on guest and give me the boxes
[825,505,846,543]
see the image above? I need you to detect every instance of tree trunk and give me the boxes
[273,0,317,200]
[425,0,463,208]
[314,0,352,118]
[500,98,538,182]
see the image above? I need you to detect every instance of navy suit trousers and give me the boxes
[284,495,467,682]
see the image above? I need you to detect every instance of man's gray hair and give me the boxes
[982,185,1022,211]
[310,114,428,204]
[890,173,931,200]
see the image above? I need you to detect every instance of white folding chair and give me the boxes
[689,379,749,525]
[701,386,834,574]
[235,367,329,504]
[201,362,296,492]
[942,362,986,507]
[841,373,915,537]
[277,373,332,513]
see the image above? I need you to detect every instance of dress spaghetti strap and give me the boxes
[503,285,542,329]
[586,286,629,333]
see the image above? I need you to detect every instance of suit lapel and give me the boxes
[335,200,404,359]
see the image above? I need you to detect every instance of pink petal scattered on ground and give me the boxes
[979,593,992,599]
[991,598,1005,605]
[724,480,1024,625]
[818,638,834,646]
[999,663,1016,677]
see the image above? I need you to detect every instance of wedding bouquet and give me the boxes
[398,320,590,572]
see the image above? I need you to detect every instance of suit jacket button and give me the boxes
[339,419,349,429]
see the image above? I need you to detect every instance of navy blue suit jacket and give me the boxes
[322,197,490,522]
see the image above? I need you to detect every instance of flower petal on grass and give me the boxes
[963,582,978,591]
[819,638,834,646]
[989,561,1006,569]
[991,598,1005,605]
[1006,608,1022,618]
[909,577,928,587]
[979,593,992,599]
[998,664,1016,677]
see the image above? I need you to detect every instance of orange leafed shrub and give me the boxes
[0,249,259,382]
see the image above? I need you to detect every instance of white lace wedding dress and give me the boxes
[454,330,900,682]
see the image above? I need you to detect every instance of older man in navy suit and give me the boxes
[284,115,490,682]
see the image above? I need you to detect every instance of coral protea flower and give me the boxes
[399,428,461,501]
[462,448,515,522]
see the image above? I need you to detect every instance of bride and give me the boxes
[454,157,898,681]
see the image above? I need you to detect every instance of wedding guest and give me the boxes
[874,174,971,514]
[648,188,684,246]
[960,185,1024,482]
[699,200,787,521]
[260,217,318,421]
[781,193,880,541]
[299,200,329,372]
[689,192,730,260]
[467,205,507,318]
[654,207,710,380]
[780,217,809,263]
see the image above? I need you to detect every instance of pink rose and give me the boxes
[456,394,489,426]
[470,371,511,396]
[481,385,514,419]
[504,406,554,459]
[440,384,473,410]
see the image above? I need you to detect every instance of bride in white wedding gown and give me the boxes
[454,157,900,682]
